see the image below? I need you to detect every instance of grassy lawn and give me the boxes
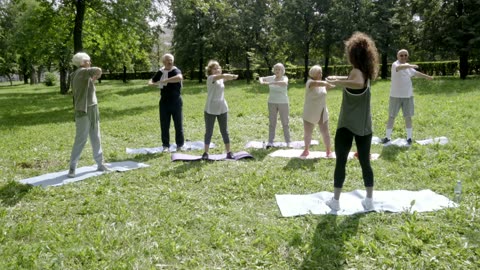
[0,77,479,269]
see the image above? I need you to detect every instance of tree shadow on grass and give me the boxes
[300,214,362,270]
[111,153,167,163]
[283,157,334,172]
[380,145,410,161]
[0,181,33,207]
[109,85,157,97]
[246,149,271,161]
[159,160,210,179]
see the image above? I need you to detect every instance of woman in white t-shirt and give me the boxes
[300,65,335,159]
[202,60,238,160]
[258,63,290,148]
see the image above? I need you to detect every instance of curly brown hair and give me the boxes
[345,32,379,80]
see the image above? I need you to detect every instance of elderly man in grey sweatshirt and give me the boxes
[68,52,109,178]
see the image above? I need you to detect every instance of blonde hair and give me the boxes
[272,63,285,75]
[72,52,90,67]
[205,60,220,76]
[309,65,322,78]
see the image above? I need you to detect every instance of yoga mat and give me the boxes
[126,141,216,154]
[19,161,149,187]
[171,151,253,161]
[245,140,319,149]
[268,149,380,160]
[275,189,456,217]
[371,136,448,146]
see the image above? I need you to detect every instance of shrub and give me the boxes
[44,72,57,86]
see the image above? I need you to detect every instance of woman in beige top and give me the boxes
[300,65,335,159]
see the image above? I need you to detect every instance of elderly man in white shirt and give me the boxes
[381,49,433,145]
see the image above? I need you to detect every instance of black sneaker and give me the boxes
[407,138,413,146]
[201,152,209,160]
[226,152,235,159]
[381,137,390,144]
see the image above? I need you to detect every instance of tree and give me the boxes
[277,0,324,82]
[0,0,19,85]
[414,0,480,79]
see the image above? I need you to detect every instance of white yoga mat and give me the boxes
[126,141,216,154]
[371,136,448,146]
[19,161,149,187]
[269,149,380,160]
[275,189,456,217]
[245,140,319,149]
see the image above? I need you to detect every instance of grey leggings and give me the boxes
[268,103,290,143]
[69,105,104,169]
[204,111,230,145]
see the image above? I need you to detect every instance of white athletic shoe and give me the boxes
[326,198,340,211]
[362,197,374,211]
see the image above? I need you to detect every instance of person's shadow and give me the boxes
[0,181,33,207]
[300,214,362,269]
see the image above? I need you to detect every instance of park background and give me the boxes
[1,0,480,269]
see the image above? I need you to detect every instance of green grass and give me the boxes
[1,77,479,269]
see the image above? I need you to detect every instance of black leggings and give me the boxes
[334,128,374,188]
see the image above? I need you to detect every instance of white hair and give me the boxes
[161,53,174,62]
[309,65,322,78]
[397,49,409,56]
[72,52,90,67]
[272,63,285,75]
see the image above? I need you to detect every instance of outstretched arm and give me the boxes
[414,71,433,80]
[212,73,238,81]
[309,80,335,90]
[161,74,183,84]
[147,79,158,86]
[396,63,418,71]
[326,69,365,89]
[260,76,288,87]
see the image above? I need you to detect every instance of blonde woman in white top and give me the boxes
[259,63,290,148]
[202,60,238,160]
[301,65,335,159]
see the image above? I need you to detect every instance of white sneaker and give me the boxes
[67,168,75,178]
[326,198,340,211]
[97,164,111,172]
[362,197,374,211]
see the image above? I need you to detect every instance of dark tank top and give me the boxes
[337,80,372,136]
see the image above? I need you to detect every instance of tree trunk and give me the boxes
[381,53,388,79]
[123,65,127,83]
[245,54,251,84]
[304,44,310,83]
[225,50,230,66]
[37,65,43,83]
[22,73,28,84]
[323,44,331,79]
[7,74,12,86]
[74,0,86,53]
[198,56,204,83]
[459,50,468,80]
[30,65,36,85]
[60,65,69,94]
